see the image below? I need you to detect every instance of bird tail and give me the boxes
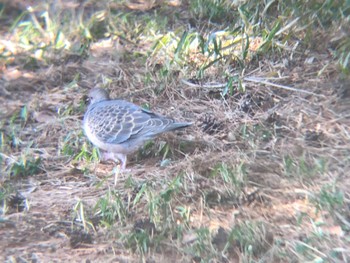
[165,122,192,132]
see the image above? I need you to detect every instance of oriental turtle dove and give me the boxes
[83,88,191,170]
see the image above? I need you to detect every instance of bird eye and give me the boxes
[84,95,91,105]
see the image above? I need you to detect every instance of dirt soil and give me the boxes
[1,1,350,263]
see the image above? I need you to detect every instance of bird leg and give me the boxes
[101,152,127,170]
[101,152,128,185]
[114,153,127,170]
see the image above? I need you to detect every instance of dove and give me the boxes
[83,88,191,171]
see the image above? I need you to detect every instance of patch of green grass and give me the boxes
[0,107,44,179]
[175,205,191,228]
[123,218,160,256]
[312,184,344,214]
[212,162,247,192]
[229,221,272,258]
[334,35,350,73]
[137,140,182,167]
[294,240,325,262]
[75,142,100,163]
[291,218,345,263]
[72,200,96,232]
[110,10,169,40]
[0,187,5,203]
[4,4,99,61]
[239,123,275,147]
[57,93,84,117]
[61,131,99,163]
[119,176,188,256]
[151,0,350,78]
[94,189,128,227]
[283,154,327,180]
[0,131,6,171]
[88,11,110,40]
[184,223,271,262]
[145,175,183,228]
[8,155,42,178]
[0,185,12,214]
[288,0,349,27]
[189,0,235,24]
[185,227,218,261]
[2,106,31,150]
[4,0,349,76]
[152,28,248,77]
[124,227,152,255]
[121,177,186,256]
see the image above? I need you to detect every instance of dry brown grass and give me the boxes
[1,1,350,262]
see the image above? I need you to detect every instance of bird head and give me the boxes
[87,88,110,105]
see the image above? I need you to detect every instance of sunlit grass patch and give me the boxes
[189,0,234,23]
[151,29,257,75]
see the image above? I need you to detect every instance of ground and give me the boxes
[0,1,349,262]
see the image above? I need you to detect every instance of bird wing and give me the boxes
[86,100,175,145]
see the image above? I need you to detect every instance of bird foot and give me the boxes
[101,152,128,170]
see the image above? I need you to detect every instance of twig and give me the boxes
[244,76,325,97]
[181,79,226,89]
[181,77,325,97]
